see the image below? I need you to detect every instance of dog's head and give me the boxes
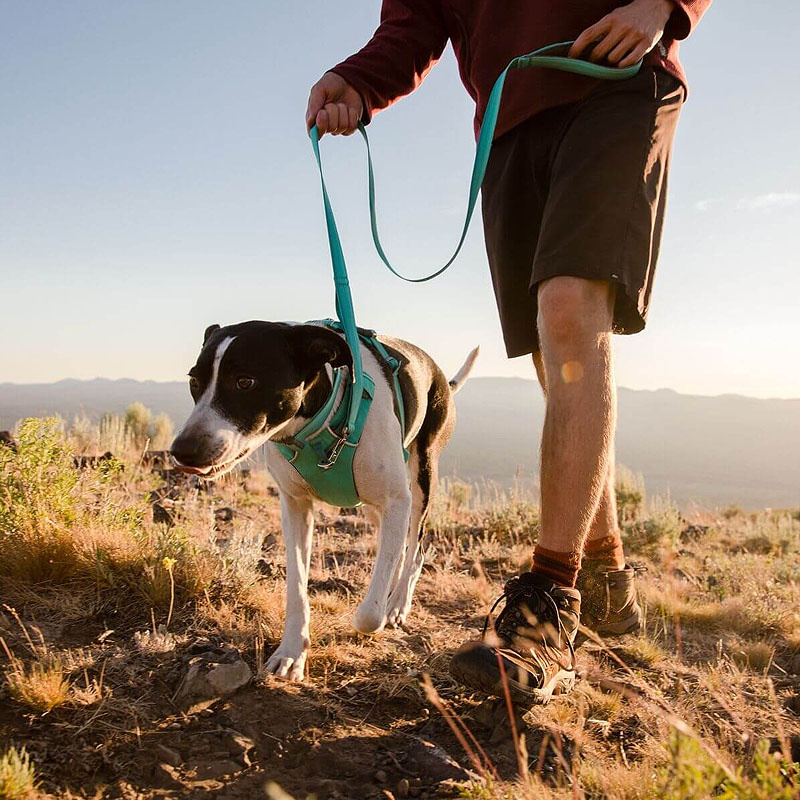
[170,321,352,478]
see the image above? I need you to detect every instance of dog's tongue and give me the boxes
[173,463,212,476]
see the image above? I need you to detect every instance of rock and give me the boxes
[406,738,471,783]
[214,507,235,523]
[396,778,410,797]
[375,770,388,783]
[155,744,182,767]
[206,661,252,695]
[175,644,252,702]
[786,694,800,716]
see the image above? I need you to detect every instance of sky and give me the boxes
[2,1,799,397]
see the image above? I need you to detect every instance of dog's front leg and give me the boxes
[266,493,314,681]
[352,491,412,634]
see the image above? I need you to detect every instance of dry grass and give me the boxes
[0,421,799,799]
[0,746,36,800]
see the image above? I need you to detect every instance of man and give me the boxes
[305,0,711,704]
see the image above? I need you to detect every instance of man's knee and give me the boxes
[537,277,615,350]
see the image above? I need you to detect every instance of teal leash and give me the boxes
[308,40,642,459]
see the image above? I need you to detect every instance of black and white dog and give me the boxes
[171,321,477,681]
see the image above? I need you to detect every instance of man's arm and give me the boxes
[306,0,448,137]
[569,0,713,67]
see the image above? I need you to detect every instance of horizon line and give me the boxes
[1,375,799,403]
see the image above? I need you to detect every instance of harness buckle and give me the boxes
[317,427,350,471]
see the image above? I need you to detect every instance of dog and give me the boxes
[171,320,478,681]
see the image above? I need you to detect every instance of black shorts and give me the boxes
[481,67,685,357]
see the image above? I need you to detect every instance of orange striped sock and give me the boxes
[532,545,581,588]
[583,533,625,570]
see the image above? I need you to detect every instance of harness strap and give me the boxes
[321,319,410,462]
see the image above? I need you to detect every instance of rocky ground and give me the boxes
[1,428,799,799]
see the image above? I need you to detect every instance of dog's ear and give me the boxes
[292,325,353,374]
[203,324,221,345]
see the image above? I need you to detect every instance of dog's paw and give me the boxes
[351,602,386,635]
[265,646,307,682]
[385,601,412,629]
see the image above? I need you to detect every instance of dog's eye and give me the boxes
[189,376,199,390]
[236,376,255,391]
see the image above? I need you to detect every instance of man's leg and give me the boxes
[531,276,617,587]
[532,334,624,572]
[533,298,641,639]
[582,456,625,569]
[450,276,615,704]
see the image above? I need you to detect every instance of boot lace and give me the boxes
[483,578,576,673]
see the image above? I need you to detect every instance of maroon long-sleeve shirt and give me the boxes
[332,0,712,139]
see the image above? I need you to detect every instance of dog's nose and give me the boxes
[170,437,204,468]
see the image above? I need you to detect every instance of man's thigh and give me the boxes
[533,68,684,336]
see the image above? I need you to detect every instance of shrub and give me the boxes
[482,499,540,545]
[0,418,81,581]
[659,733,800,800]
[0,418,146,584]
[623,496,683,558]
[124,402,153,447]
[0,745,36,800]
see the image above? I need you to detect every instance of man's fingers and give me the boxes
[315,108,329,137]
[619,41,651,68]
[606,34,640,65]
[306,84,326,130]
[589,28,628,62]
[342,106,360,136]
[335,103,350,134]
[569,21,609,59]
[323,103,341,135]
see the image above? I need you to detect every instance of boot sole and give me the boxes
[449,646,575,707]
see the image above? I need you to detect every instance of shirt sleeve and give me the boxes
[329,0,449,124]
[666,0,714,41]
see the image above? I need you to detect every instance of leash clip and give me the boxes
[318,427,350,471]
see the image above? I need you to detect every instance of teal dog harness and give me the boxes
[273,320,408,508]
[282,42,641,507]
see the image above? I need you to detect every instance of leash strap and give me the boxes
[308,40,642,435]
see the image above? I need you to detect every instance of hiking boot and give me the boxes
[449,572,580,706]
[574,563,642,646]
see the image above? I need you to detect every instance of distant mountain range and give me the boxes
[1,377,798,510]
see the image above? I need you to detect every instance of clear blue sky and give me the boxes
[2,1,798,397]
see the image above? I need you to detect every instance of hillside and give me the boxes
[1,377,798,509]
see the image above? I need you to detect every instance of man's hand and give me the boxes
[569,0,675,68]
[305,72,364,137]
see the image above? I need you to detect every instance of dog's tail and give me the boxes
[448,346,480,395]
